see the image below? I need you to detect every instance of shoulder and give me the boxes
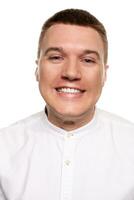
[0,111,45,136]
[0,111,45,163]
[96,108,134,131]
[96,108,134,144]
[96,108,134,164]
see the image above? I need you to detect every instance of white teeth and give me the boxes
[57,88,81,94]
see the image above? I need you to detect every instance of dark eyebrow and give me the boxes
[43,47,64,55]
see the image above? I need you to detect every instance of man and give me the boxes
[0,8,134,200]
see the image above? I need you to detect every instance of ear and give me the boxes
[102,64,109,86]
[35,60,39,81]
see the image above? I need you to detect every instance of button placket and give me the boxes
[60,134,76,200]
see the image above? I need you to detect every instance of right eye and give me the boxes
[48,55,63,62]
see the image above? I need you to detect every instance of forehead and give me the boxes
[41,24,104,54]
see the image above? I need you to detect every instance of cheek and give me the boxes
[39,69,47,82]
[95,70,104,85]
[38,64,60,88]
[39,65,52,83]
[86,68,104,88]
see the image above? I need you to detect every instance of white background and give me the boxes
[0,0,134,128]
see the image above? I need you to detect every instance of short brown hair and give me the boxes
[37,8,108,63]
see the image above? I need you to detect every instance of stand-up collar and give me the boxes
[41,107,99,138]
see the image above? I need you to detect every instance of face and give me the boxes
[36,24,108,128]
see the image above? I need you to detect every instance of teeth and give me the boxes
[57,88,81,94]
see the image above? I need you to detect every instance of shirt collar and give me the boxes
[41,107,99,138]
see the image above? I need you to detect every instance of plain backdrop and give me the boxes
[0,0,134,128]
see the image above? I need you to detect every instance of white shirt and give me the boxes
[0,108,134,200]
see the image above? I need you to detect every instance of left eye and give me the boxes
[83,58,95,63]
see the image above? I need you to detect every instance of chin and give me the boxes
[48,106,80,118]
[46,101,95,120]
[55,107,93,120]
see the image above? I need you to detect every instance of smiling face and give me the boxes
[36,24,108,130]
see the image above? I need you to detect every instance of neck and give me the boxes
[45,106,95,131]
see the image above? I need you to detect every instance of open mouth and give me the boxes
[56,87,85,94]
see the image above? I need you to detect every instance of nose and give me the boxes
[61,58,81,81]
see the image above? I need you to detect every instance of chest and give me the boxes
[1,134,134,200]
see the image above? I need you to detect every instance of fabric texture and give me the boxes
[0,108,134,200]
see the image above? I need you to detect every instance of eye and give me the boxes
[83,58,95,63]
[48,55,63,62]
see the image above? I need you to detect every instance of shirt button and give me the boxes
[67,133,74,138]
[64,160,71,166]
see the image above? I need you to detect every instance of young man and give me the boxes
[0,9,134,200]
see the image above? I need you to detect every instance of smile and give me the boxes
[56,87,85,94]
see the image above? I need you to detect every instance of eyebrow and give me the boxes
[82,49,100,60]
[43,47,64,55]
[43,47,100,60]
